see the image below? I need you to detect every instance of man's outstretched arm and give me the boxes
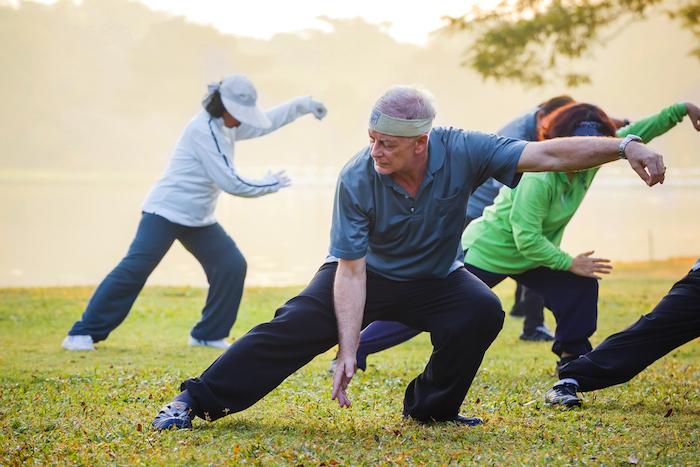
[331,256,367,408]
[517,137,666,186]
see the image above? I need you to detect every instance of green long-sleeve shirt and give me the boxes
[462,102,688,274]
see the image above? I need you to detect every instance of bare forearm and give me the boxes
[333,260,366,358]
[519,136,665,186]
[520,137,620,172]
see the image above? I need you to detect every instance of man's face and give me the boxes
[368,129,421,176]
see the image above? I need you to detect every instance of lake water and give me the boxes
[1,166,698,287]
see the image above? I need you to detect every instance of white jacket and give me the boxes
[142,96,313,226]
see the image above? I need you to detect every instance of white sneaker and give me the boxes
[188,336,230,349]
[62,335,95,351]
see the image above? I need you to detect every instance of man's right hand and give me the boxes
[331,257,366,409]
[331,352,356,408]
[568,250,612,279]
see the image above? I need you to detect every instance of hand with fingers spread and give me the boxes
[623,141,666,187]
[568,251,613,279]
[685,102,700,131]
[331,351,356,408]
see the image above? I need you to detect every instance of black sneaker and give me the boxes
[152,400,194,430]
[545,383,582,407]
[520,325,555,342]
[450,414,484,426]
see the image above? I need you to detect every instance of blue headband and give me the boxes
[571,120,606,137]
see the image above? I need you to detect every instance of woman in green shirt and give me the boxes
[461,101,699,368]
[348,101,699,371]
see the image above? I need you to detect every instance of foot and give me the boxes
[62,334,95,351]
[545,382,582,407]
[519,325,555,342]
[152,400,194,430]
[188,336,230,349]
[509,305,526,317]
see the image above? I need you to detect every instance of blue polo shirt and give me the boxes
[466,108,538,220]
[328,126,527,281]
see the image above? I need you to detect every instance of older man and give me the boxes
[152,86,665,430]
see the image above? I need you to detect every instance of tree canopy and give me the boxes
[442,0,700,87]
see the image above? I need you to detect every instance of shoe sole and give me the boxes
[546,398,582,408]
[152,417,193,430]
[519,337,554,342]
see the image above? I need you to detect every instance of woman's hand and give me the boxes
[568,251,613,279]
[685,102,700,131]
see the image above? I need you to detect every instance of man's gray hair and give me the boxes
[373,85,437,121]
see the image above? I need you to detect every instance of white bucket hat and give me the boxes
[202,75,272,129]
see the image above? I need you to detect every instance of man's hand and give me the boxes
[331,353,356,408]
[309,99,328,120]
[685,102,700,131]
[624,141,666,186]
[568,251,612,279]
[332,257,366,409]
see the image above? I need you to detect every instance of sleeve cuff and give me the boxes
[329,246,367,260]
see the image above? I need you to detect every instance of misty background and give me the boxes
[1,0,699,287]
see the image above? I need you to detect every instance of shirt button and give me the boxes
[410,207,415,212]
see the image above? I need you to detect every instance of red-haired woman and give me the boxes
[461,101,699,369]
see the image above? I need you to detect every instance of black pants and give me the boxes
[560,268,700,391]
[466,264,599,357]
[512,283,546,333]
[182,263,505,422]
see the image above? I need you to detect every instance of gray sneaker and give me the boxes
[152,400,194,430]
[545,382,582,407]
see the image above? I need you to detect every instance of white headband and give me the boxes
[368,109,433,137]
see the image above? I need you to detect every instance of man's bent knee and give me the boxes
[475,292,505,336]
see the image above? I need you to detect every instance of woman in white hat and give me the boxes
[62,74,327,351]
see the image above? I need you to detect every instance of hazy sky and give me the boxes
[2,0,699,287]
[8,0,489,44]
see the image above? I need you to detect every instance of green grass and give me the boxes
[1,259,698,465]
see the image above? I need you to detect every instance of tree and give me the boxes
[442,0,700,87]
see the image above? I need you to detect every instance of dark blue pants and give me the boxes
[512,283,547,333]
[355,263,598,364]
[560,267,700,391]
[68,213,247,342]
[182,264,505,422]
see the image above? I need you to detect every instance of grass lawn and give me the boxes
[1,258,698,465]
